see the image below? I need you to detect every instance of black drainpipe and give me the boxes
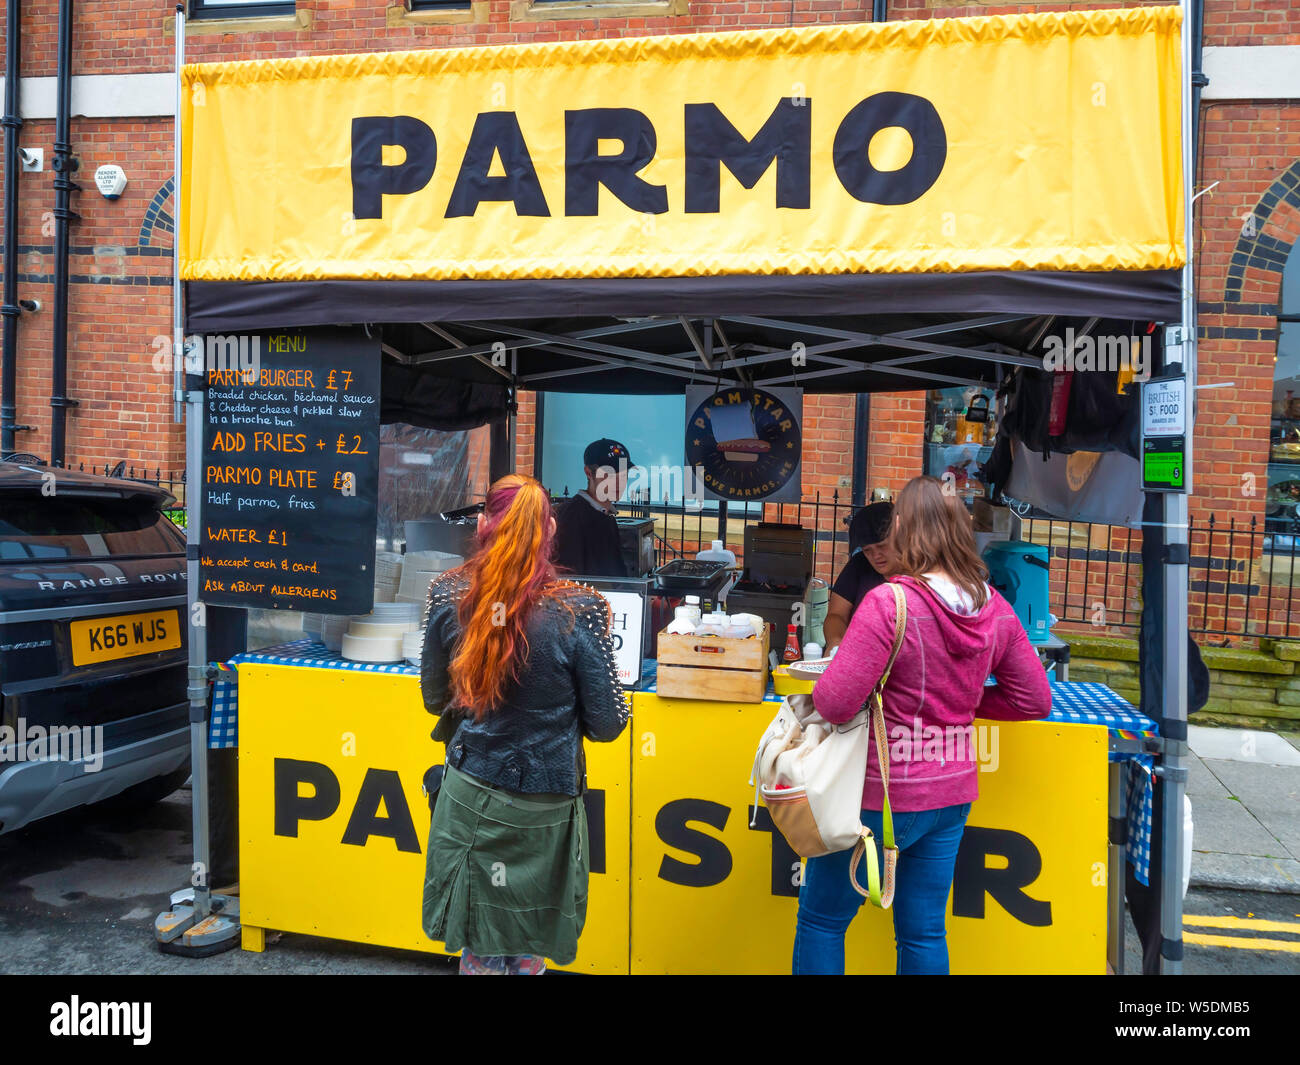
[49,0,80,467]
[1191,0,1207,151]
[872,0,887,23]
[851,392,870,507]
[2,0,23,456]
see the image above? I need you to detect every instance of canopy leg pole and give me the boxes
[154,4,240,956]
[1107,760,1126,973]
[1156,0,1199,975]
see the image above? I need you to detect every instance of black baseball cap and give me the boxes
[583,438,636,471]
[849,501,894,552]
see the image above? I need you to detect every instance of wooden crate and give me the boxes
[655,626,770,703]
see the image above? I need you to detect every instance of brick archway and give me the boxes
[137,178,175,249]
[1222,157,1300,307]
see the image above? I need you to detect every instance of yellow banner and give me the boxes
[181,7,1185,283]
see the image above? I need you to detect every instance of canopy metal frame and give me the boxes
[400,312,1044,392]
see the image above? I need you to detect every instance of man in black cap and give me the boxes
[553,438,635,578]
[822,501,895,653]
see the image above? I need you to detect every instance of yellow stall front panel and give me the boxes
[629,693,1107,974]
[237,663,632,973]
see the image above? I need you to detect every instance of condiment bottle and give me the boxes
[676,595,702,626]
[783,624,802,663]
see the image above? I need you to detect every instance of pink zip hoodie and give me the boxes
[812,574,1052,812]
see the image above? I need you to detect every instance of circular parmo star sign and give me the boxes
[686,387,802,502]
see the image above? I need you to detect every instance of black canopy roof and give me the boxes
[187,269,1178,426]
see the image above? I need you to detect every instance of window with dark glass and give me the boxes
[1267,245,1300,551]
[0,497,182,561]
[190,0,295,20]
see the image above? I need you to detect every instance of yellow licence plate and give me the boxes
[69,609,182,666]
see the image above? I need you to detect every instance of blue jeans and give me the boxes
[792,802,972,975]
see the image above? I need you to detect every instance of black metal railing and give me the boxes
[9,458,1289,643]
[1019,512,1300,643]
[64,459,188,528]
[599,487,1300,644]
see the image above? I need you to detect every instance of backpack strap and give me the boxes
[850,582,907,908]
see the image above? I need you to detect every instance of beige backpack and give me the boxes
[749,583,906,907]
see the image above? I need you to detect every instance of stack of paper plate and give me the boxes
[321,615,350,653]
[302,612,323,639]
[402,629,424,666]
[362,601,422,628]
[339,602,422,662]
[341,632,404,663]
[349,619,414,639]
[373,551,404,603]
[397,550,462,602]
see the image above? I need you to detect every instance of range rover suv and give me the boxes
[0,462,190,834]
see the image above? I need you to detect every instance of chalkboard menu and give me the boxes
[200,328,381,614]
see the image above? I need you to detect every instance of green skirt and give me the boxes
[422,765,589,964]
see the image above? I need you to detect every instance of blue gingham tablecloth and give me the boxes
[1050,681,1160,885]
[209,646,1159,882]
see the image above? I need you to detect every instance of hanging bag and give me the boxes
[750,583,907,908]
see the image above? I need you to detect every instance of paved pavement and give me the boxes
[1187,725,1300,895]
[0,789,459,975]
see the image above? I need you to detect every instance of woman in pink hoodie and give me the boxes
[793,476,1052,975]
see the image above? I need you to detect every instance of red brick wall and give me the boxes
[513,388,537,476]
[865,391,925,497]
[1192,103,1300,639]
[12,0,1298,80]
[5,113,180,471]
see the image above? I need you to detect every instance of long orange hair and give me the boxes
[887,476,991,611]
[449,474,574,718]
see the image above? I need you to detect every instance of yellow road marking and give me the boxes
[1183,915,1300,935]
[1183,932,1300,953]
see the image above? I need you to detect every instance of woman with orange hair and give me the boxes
[420,474,628,975]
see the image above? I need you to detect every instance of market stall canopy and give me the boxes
[372,311,1157,397]
[180,6,1186,404]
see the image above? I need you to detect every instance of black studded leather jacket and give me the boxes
[420,571,629,797]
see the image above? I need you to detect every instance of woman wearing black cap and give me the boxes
[822,501,895,653]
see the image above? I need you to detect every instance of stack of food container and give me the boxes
[402,628,424,667]
[341,602,422,662]
[321,615,350,653]
[396,550,463,606]
[373,551,404,603]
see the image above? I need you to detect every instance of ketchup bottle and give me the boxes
[783,624,802,663]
